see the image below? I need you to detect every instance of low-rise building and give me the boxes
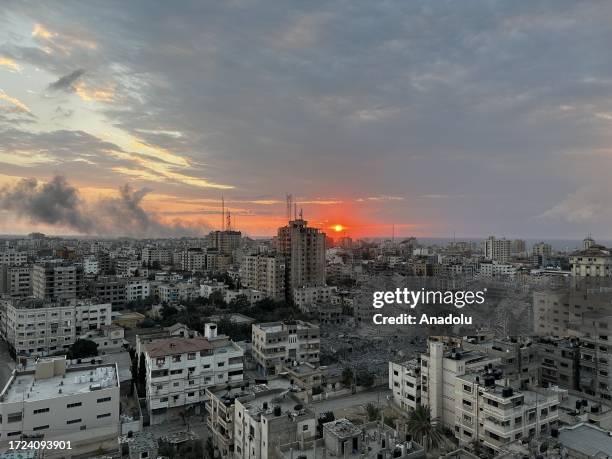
[0,357,120,457]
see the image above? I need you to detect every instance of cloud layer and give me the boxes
[1,1,612,237]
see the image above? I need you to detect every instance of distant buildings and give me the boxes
[484,236,511,263]
[0,265,32,297]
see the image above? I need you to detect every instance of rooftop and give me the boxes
[1,364,118,403]
[558,423,612,457]
[145,336,212,357]
[324,418,362,438]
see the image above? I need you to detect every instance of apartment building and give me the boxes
[420,341,500,428]
[0,265,32,297]
[292,285,336,312]
[32,262,84,301]
[206,379,295,459]
[277,218,326,298]
[478,262,516,278]
[83,255,99,275]
[484,236,511,264]
[534,337,579,390]
[252,320,320,376]
[0,249,28,266]
[240,254,285,301]
[533,289,570,336]
[125,278,150,302]
[455,371,560,456]
[0,298,112,357]
[208,230,242,257]
[570,313,612,403]
[233,387,316,459]
[143,325,244,424]
[389,359,421,411]
[569,242,612,278]
[90,276,127,306]
[141,247,172,266]
[0,357,120,458]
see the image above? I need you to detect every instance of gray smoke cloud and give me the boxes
[0,175,210,238]
[47,69,86,92]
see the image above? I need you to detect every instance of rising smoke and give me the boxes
[0,175,210,238]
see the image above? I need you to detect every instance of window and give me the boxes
[7,431,21,437]
[188,353,196,360]
[33,425,49,431]
[97,413,111,419]
[7,412,22,423]
[67,402,82,408]
[67,419,81,424]
[33,407,50,414]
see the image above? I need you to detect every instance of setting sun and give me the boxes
[333,224,345,232]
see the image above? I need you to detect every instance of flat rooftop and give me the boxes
[256,320,317,333]
[144,336,212,357]
[558,423,612,457]
[324,418,361,438]
[1,364,117,403]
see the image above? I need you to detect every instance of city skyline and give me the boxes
[3,2,612,238]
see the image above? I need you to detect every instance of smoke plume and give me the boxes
[0,175,210,238]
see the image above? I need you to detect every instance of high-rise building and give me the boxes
[532,242,552,257]
[277,218,326,299]
[484,236,511,263]
[208,230,241,257]
[240,254,285,301]
[32,262,84,301]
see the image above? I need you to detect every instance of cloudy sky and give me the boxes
[1,1,612,238]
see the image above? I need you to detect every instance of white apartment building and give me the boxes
[455,373,560,455]
[478,262,516,278]
[125,278,150,302]
[484,236,511,264]
[0,265,32,297]
[233,388,316,459]
[0,357,120,458]
[389,359,421,411]
[420,341,499,428]
[158,283,180,305]
[144,325,244,425]
[83,255,99,275]
[0,298,112,357]
[252,320,320,375]
[569,243,612,278]
[240,254,285,301]
[0,250,28,266]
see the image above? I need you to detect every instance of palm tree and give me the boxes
[406,405,444,450]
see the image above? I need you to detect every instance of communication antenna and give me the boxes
[226,211,232,232]
[286,194,293,222]
[221,194,225,231]
[294,202,297,220]
[299,208,303,220]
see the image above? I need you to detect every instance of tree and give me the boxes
[356,370,374,387]
[365,403,380,422]
[406,405,444,451]
[68,339,98,360]
[228,294,250,312]
[341,368,354,387]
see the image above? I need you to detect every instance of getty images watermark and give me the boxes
[371,288,487,325]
